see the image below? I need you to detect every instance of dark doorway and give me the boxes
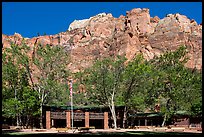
[90,119,103,129]
[152,118,163,127]
[74,119,85,128]
[54,119,66,128]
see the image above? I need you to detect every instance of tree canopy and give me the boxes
[2,43,202,128]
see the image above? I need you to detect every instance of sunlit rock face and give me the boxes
[2,8,202,72]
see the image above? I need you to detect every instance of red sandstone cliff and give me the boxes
[2,8,202,72]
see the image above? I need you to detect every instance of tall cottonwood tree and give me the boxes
[2,42,39,127]
[84,56,126,129]
[32,44,70,128]
[2,45,20,125]
[120,54,153,128]
[148,46,202,126]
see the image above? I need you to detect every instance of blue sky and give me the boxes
[2,2,202,38]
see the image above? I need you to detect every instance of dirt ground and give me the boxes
[2,128,202,134]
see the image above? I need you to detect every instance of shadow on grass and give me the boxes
[2,129,22,134]
[126,131,202,136]
[2,130,202,137]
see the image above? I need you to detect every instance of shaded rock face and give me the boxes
[2,8,202,72]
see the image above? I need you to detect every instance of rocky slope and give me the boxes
[2,8,202,72]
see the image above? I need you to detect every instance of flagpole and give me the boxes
[69,79,74,132]
[71,80,73,132]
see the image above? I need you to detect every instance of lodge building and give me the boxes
[43,105,202,129]
[43,105,125,129]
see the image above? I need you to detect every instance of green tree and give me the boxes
[20,86,40,128]
[32,44,70,128]
[72,71,89,106]
[2,42,38,127]
[176,67,202,117]
[148,46,202,126]
[84,56,126,129]
[121,54,153,128]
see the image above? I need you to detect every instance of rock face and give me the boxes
[2,8,202,72]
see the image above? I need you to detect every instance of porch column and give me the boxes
[66,111,71,128]
[85,112,89,128]
[51,119,54,127]
[46,111,51,129]
[145,119,147,126]
[104,112,109,129]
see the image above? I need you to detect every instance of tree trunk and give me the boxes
[162,113,167,127]
[39,104,43,129]
[31,117,34,131]
[19,114,22,127]
[109,104,117,129]
[112,103,117,129]
[16,114,20,126]
[14,88,20,127]
[123,106,127,128]
[38,86,45,129]
[26,115,30,129]
[108,92,117,129]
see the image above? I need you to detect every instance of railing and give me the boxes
[51,112,66,119]
[50,112,104,120]
[74,113,85,119]
[90,113,104,119]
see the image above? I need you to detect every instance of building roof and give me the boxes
[43,105,125,112]
[128,111,192,118]
[128,112,163,118]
